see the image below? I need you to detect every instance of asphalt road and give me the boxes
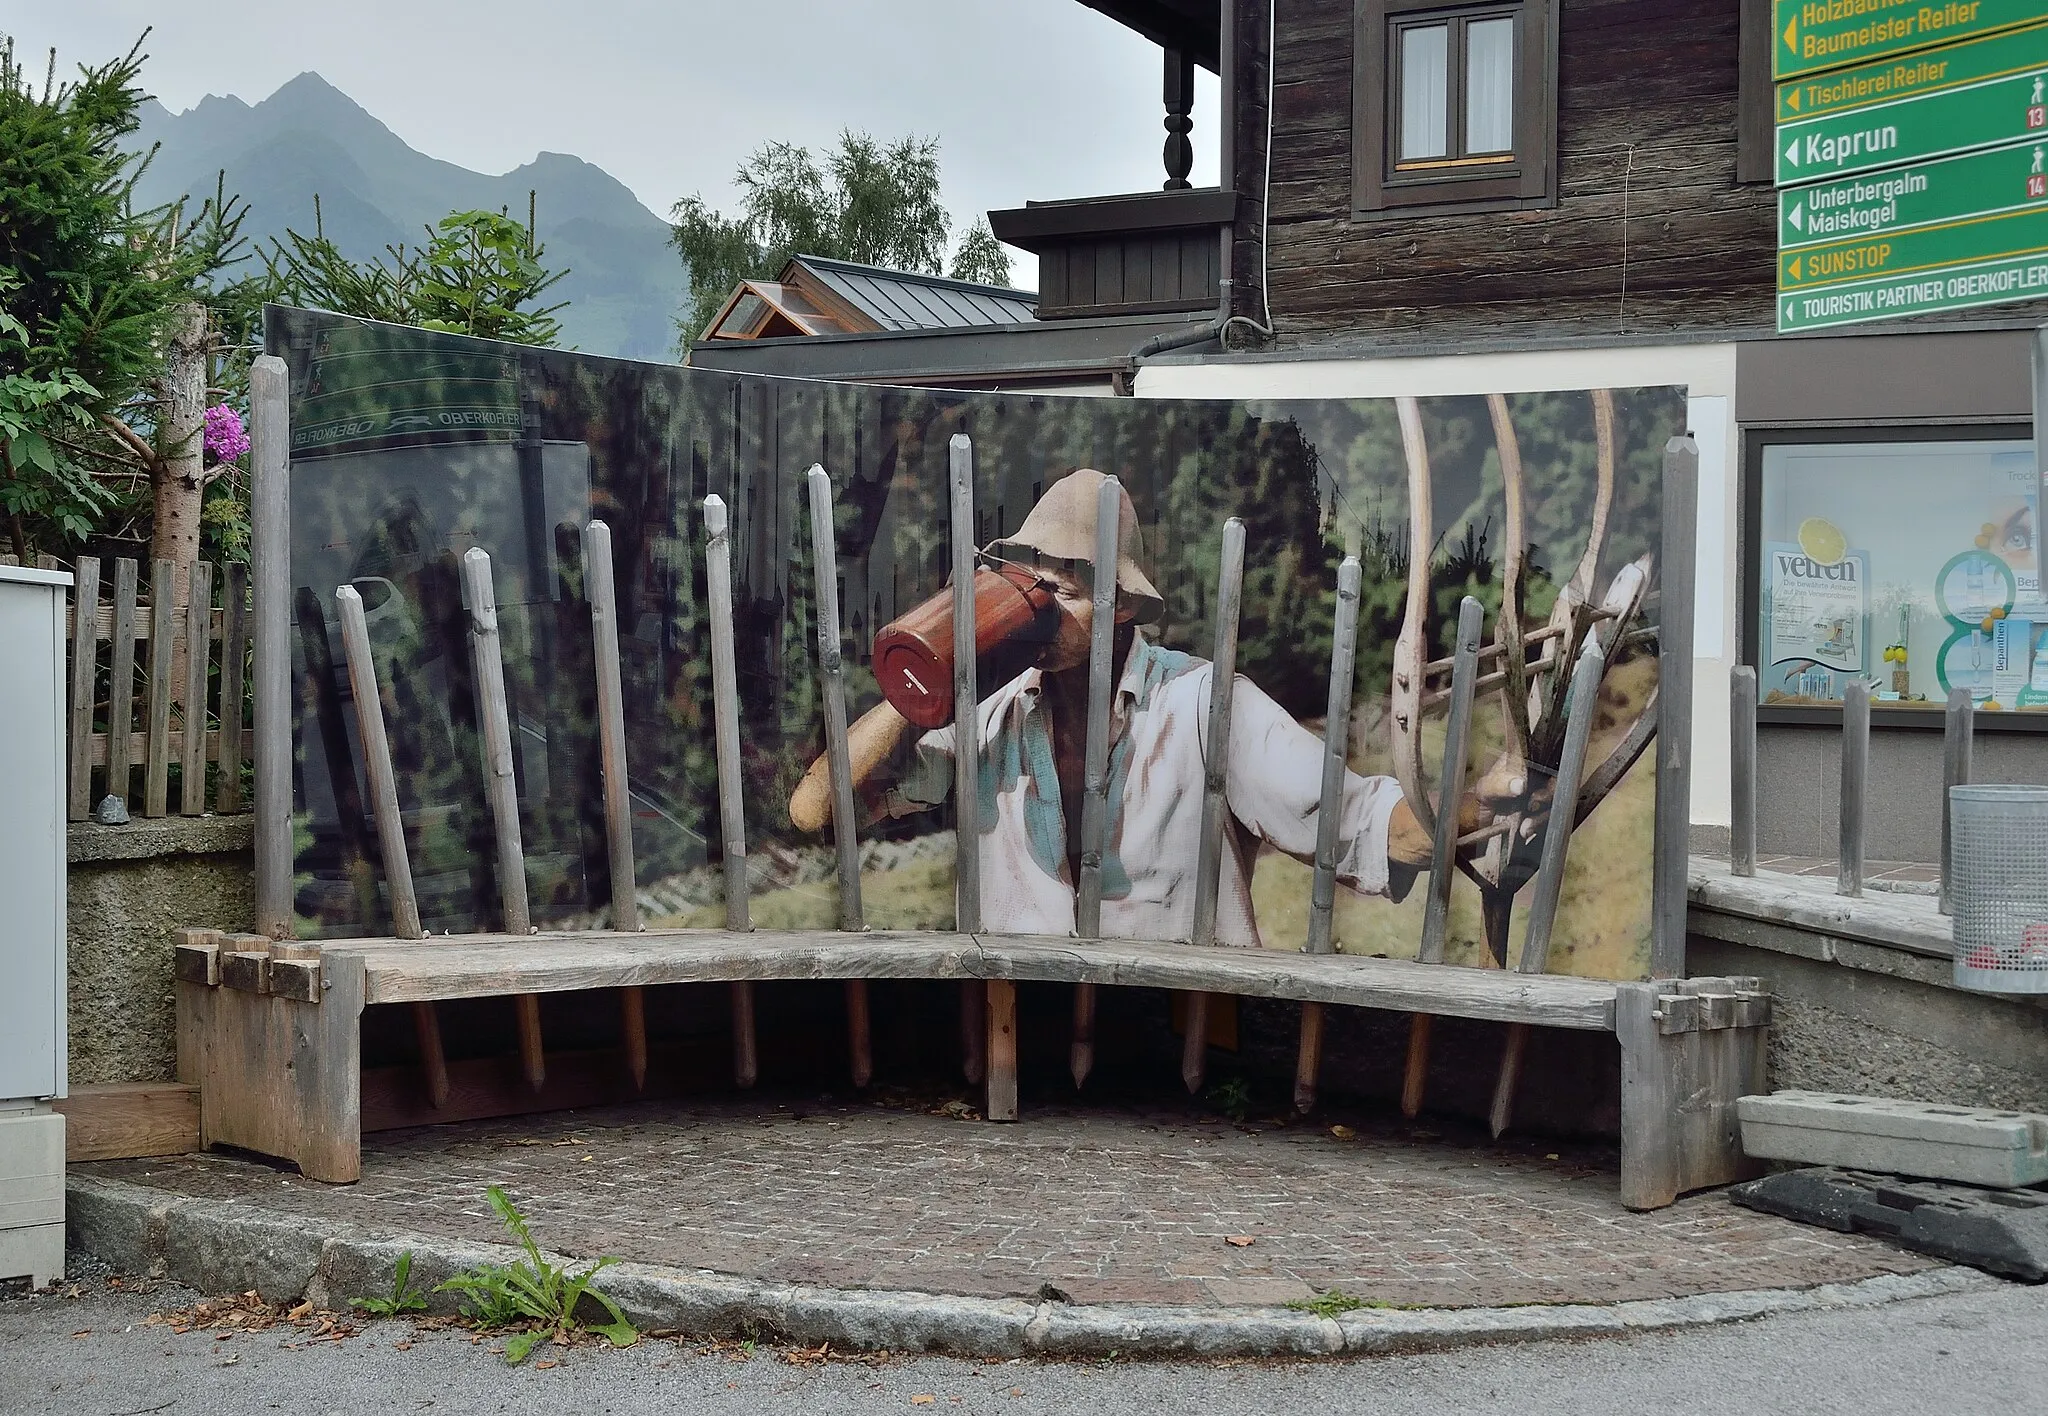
[5,1274,2044,1416]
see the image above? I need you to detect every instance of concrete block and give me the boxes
[0,1112,63,1285]
[0,1223,63,1287]
[1738,1090,2048,1187]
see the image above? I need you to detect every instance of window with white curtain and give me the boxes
[1464,17,1515,154]
[1398,25,1449,161]
[1355,0,1554,214]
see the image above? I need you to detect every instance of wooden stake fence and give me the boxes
[44,553,255,821]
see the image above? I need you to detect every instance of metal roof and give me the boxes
[793,255,1038,332]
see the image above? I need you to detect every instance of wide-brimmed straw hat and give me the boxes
[986,468,1163,625]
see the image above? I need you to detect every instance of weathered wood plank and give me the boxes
[53,1082,200,1162]
[105,557,139,809]
[342,928,1620,1028]
[217,563,250,814]
[180,560,214,815]
[67,556,100,819]
[1688,858,1952,960]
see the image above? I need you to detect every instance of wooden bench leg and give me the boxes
[1293,1001,1324,1116]
[985,979,1017,1121]
[514,995,546,1091]
[1400,1014,1432,1118]
[1615,978,1769,1210]
[844,980,872,1088]
[730,982,758,1088]
[1489,1022,1529,1138]
[1069,982,1097,1089]
[1181,991,1210,1094]
[411,1002,450,1109]
[620,987,648,1092]
[295,953,366,1184]
[961,979,987,1086]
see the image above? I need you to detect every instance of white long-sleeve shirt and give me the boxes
[888,632,1409,947]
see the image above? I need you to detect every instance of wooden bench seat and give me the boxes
[175,928,1766,1209]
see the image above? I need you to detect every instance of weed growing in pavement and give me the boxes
[1206,1075,1253,1122]
[434,1186,639,1364]
[349,1251,428,1317]
[1286,1289,1428,1319]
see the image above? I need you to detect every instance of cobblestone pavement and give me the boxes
[81,1094,1934,1309]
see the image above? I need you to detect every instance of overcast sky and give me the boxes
[3,0,1222,287]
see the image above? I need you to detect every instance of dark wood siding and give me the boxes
[1038,229,1221,319]
[1257,0,2048,348]
[1264,0,1774,345]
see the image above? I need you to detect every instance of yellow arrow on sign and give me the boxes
[1784,15,1798,53]
[1789,254,1803,279]
[1785,86,1801,112]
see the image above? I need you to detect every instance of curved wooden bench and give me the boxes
[174,927,1767,1209]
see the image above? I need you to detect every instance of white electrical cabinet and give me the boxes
[0,565,69,1287]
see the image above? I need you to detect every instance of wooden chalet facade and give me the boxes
[696,1,2048,859]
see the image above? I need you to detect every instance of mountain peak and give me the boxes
[126,72,685,360]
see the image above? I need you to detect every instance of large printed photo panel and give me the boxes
[271,307,1683,980]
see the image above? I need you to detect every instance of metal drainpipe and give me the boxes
[1126,277,1231,390]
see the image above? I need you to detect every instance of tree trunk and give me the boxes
[152,302,209,593]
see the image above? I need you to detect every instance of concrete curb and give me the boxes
[65,1174,1999,1360]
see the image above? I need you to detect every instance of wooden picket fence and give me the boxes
[46,554,254,820]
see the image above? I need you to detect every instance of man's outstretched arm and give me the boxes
[788,700,918,832]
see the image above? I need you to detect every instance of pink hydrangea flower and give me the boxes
[203,404,250,465]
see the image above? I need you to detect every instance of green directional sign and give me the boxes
[1777,202,2048,330]
[1776,21,2048,183]
[1779,139,2048,247]
[1776,0,2047,82]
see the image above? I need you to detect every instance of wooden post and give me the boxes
[250,355,294,939]
[987,977,1018,1122]
[704,495,757,1085]
[1071,474,1123,1090]
[806,465,871,1089]
[459,547,544,1090]
[1939,687,1973,917]
[335,587,424,939]
[583,521,639,932]
[1419,596,1484,959]
[217,564,249,814]
[1402,594,1484,1119]
[336,584,446,1108]
[1185,517,1246,1094]
[1838,678,1869,899]
[1296,554,1361,1115]
[105,558,139,814]
[584,520,647,1091]
[67,556,100,820]
[949,436,982,933]
[1651,435,1699,978]
[1730,665,1757,877]
[180,560,214,815]
[949,437,995,1102]
[145,559,175,817]
[1489,639,1605,1138]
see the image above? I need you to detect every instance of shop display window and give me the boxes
[1756,436,2041,713]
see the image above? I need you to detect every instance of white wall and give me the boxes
[1133,345,1740,829]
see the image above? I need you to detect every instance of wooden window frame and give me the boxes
[1352,0,1558,219]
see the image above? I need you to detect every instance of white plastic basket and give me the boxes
[1950,784,2048,994]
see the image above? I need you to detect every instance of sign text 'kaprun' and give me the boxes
[1775,21,2048,183]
